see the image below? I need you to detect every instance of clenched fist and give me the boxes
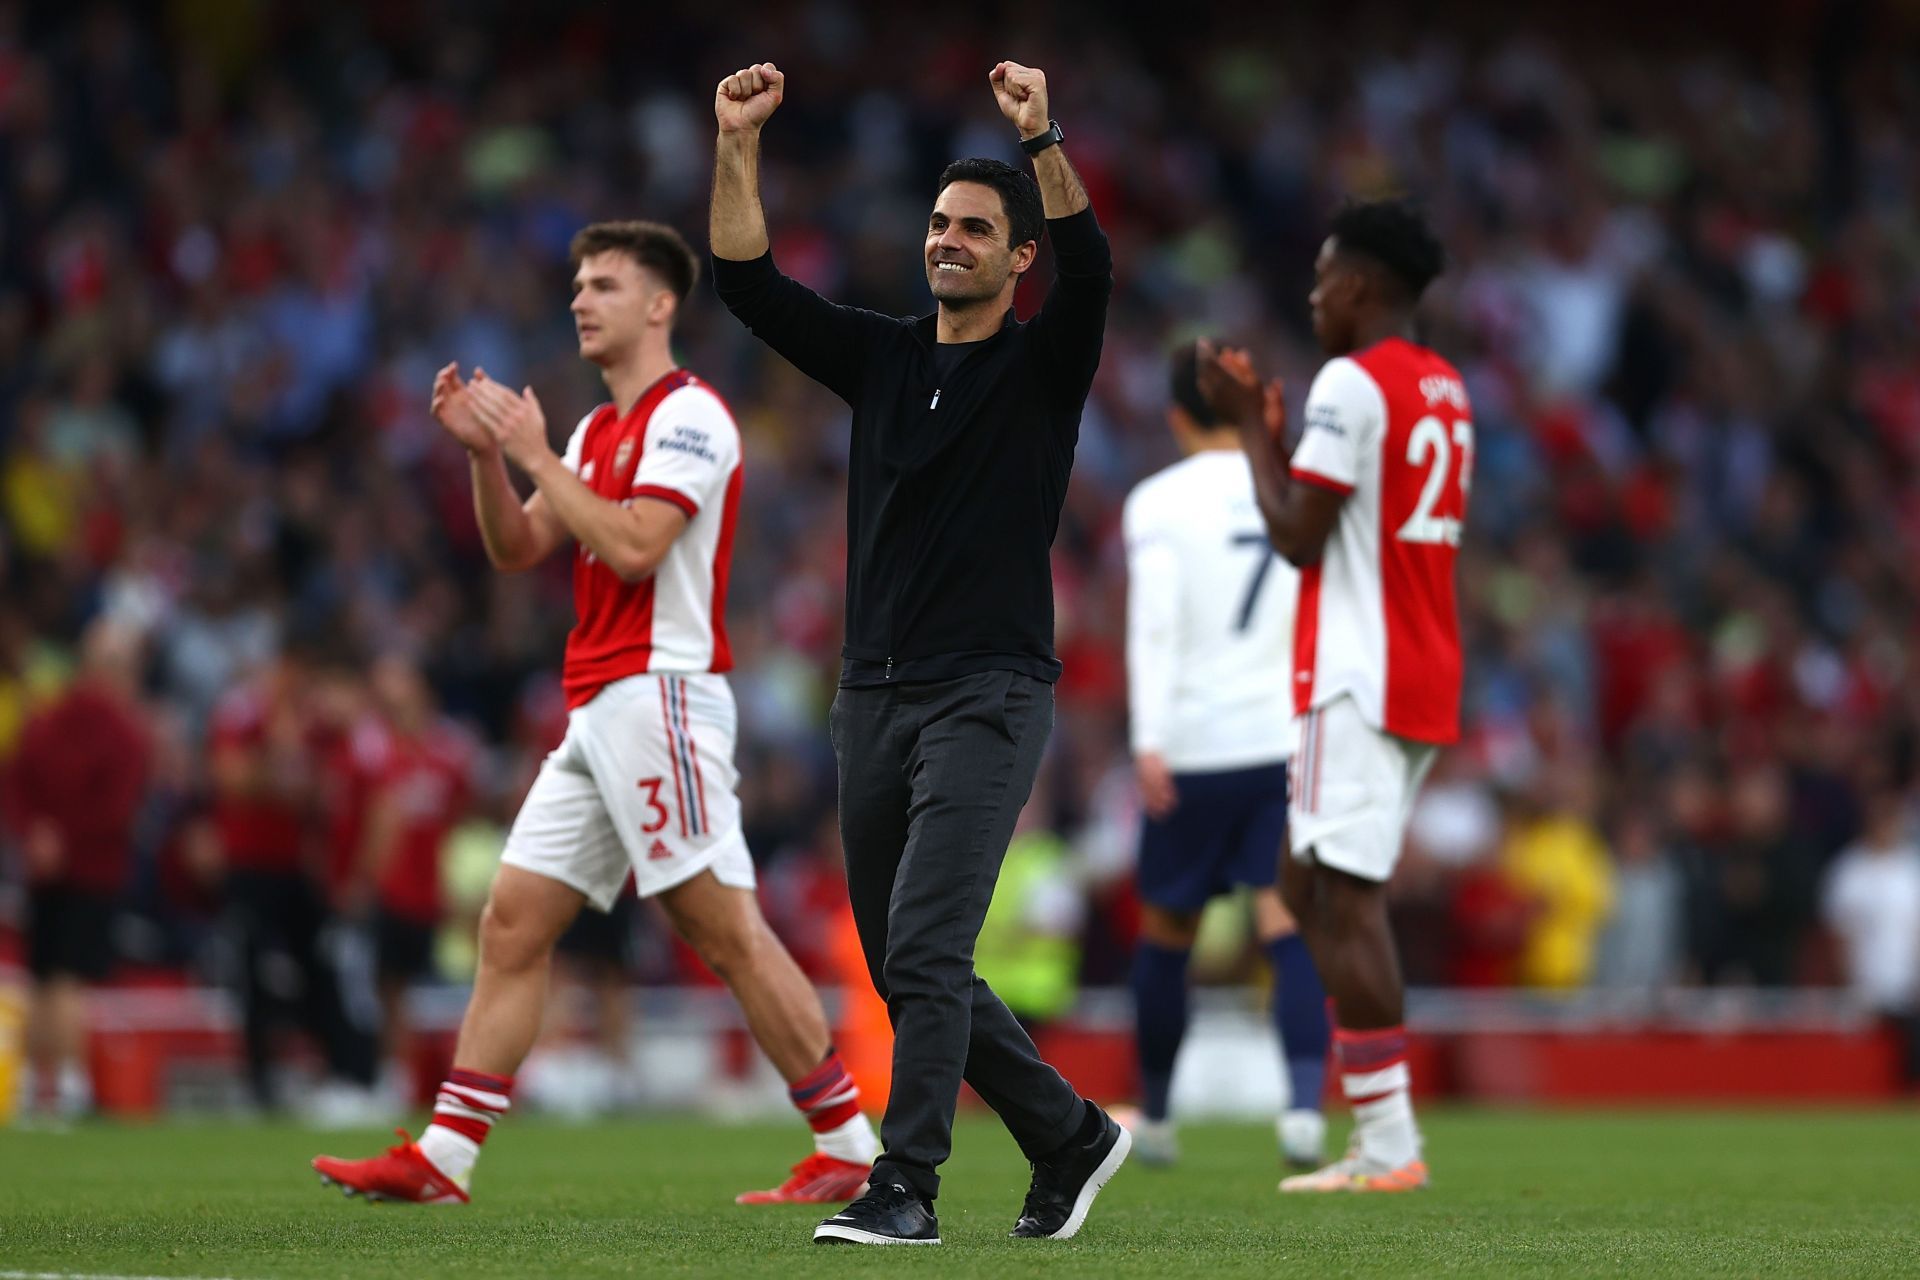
[989,61,1050,139]
[716,62,784,134]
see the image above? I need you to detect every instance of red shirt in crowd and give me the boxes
[207,684,318,874]
[3,682,153,894]
[364,723,472,925]
[317,712,394,903]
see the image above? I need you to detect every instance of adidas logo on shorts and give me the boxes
[647,838,672,861]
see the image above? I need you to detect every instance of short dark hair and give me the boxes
[1328,199,1445,302]
[1170,339,1223,428]
[936,158,1045,257]
[569,220,700,304]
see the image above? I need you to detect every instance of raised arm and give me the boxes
[708,62,894,403]
[710,62,782,262]
[990,62,1111,412]
[991,62,1088,218]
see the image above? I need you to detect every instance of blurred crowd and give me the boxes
[5,0,1920,1109]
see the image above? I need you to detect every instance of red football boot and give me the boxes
[313,1129,470,1205]
[734,1152,871,1205]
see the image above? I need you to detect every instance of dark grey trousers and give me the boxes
[829,669,1088,1200]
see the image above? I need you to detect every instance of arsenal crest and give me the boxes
[614,437,635,472]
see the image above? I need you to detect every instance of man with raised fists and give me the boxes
[711,60,1129,1246]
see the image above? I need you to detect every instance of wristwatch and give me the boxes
[1020,119,1065,155]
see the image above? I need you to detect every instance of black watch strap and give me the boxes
[1020,119,1065,155]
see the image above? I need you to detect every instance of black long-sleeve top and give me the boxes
[712,206,1113,686]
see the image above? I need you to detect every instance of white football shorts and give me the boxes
[502,672,754,910]
[1288,694,1439,883]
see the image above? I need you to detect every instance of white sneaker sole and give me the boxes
[1042,1124,1132,1240]
[813,1223,942,1245]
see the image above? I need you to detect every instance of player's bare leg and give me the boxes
[656,870,830,1077]
[313,866,582,1204]
[454,868,586,1074]
[1302,867,1402,1029]
[1278,858,1425,1193]
[657,869,880,1201]
[23,975,91,1120]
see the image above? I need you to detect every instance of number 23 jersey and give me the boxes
[1289,337,1472,745]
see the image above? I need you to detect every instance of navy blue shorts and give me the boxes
[1137,762,1289,913]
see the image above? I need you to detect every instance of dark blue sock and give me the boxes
[1131,940,1190,1122]
[1267,934,1329,1112]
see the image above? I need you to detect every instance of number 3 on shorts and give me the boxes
[636,777,671,834]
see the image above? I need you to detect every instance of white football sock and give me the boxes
[418,1125,481,1189]
[1351,1089,1421,1168]
[1279,1108,1327,1162]
[55,1062,92,1116]
[813,1112,880,1165]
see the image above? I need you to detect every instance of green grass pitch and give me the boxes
[1,1109,1916,1278]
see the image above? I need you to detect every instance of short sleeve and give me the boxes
[561,409,600,476]
[629,385,742,519]
[1289,357,1383,496]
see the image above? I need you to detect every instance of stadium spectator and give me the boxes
[1,618,152,1119]
[1594,807,1685,992]
[1500,763,1617,990]
[205,646,380,1116]
[1703,765,1823,987]
[354,655,474,1094]
[1821,787,1920,1080]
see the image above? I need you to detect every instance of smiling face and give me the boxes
[570,251,673,365]
[924,181,1036,308]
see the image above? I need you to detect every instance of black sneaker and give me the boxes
[1010,1102,1133,1239]
[813,1180,941,1246]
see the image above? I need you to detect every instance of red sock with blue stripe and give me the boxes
[788,1049,878,1165]
[417,1067,514,1189]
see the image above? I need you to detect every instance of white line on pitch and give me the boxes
[0,1271,249,1280]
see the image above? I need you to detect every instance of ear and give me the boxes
[1011,238,1039,277]
[649,290,679,327]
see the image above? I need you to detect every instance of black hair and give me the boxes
[936,157,1045,257]
[1169,339,1223,428]
[1328,199,1445,302]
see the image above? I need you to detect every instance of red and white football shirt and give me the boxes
[1289,338,1472,745]
[559,369,744,708]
